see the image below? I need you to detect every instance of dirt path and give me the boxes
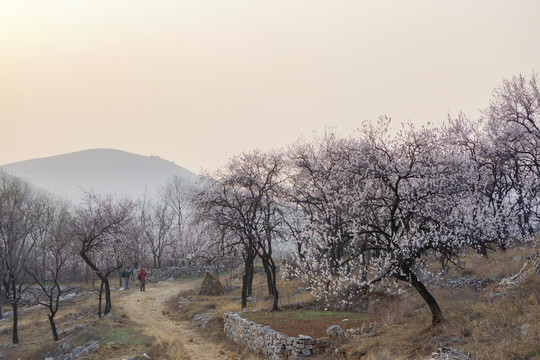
[119,279,232,360]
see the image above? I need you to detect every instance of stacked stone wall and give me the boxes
[144,265,227,282]
[223,312,330,359]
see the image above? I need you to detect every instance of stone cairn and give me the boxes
[199,271,225,296]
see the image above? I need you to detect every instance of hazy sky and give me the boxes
[2,1,539,174]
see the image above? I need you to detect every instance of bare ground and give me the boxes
[0,279,238,360]
[118,279,234,359]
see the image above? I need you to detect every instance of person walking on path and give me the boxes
[138,267,147,291]
[123,266,133,290]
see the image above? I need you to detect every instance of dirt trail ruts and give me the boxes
[119,279,231,360]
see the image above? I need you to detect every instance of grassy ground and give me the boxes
[0,244,537,359]
[242,310,368,338]
[0,285,155,360]
[166,244,539,360]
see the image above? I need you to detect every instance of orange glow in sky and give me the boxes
[2,1,539,173]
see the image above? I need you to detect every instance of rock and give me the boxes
[59,293,80,301]
[1,312,13,319]
[299,334,312,340]
[491,251,540,294]
[424,347,471,360]
[72,323,89,335]
[293,287,305,295]
[326,325,345,338]
[60,341,71,352]
[70,340,99,359]
[199,271,225,296]
[192,312,213,329]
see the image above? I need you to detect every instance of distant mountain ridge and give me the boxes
[0,149,198,203]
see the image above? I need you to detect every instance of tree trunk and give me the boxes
[48,313,59,341]
[261,256,280,311]
[11,303,19,344]
[247,262,254,297]
[241,251,255,309]
[406,272,444,325]
[361,252,370,282]
[104,279,112,314]
[98,281,104,317]
[262,261,274,295]
[241,270,249,310]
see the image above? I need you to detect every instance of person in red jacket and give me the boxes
[138,268,147,291]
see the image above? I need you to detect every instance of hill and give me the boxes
[0,149,198,203]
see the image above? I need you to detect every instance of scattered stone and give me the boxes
[293,287,306,295]
[424,347,471,360]
[1,312,13,319]
[192,312,214,329]
[492,251,539,294]
[67,340,100,360]
[59,341,71,352]
[199,271,225,296]
[520,324,530,336]
[326,325,345,338]
[72,323,89,335]
[59,293,81,301]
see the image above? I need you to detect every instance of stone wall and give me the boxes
[145,265,227,282]
[223,312,330,359]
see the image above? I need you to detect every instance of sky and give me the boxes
[2,1,539,174]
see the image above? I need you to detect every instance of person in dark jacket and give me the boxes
[123,266,133,290]
[138,267,147,291]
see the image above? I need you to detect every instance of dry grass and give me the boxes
[0,285,158,360]
[443,246,537,280]
[162,273,317,360]
[337,245,540,360]
[162,245,539,360]
[242,310,369,338]
[146,336,190,360]
[8,246,532,360]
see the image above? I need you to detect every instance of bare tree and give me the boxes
[139,194,174,268]
[483,73,540,233]
[194,178,256,309]
[196,151,286,311]
[27,201,75,341]
[0,171,52,343]
[73,193,133,316]
[161,176,194,266]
